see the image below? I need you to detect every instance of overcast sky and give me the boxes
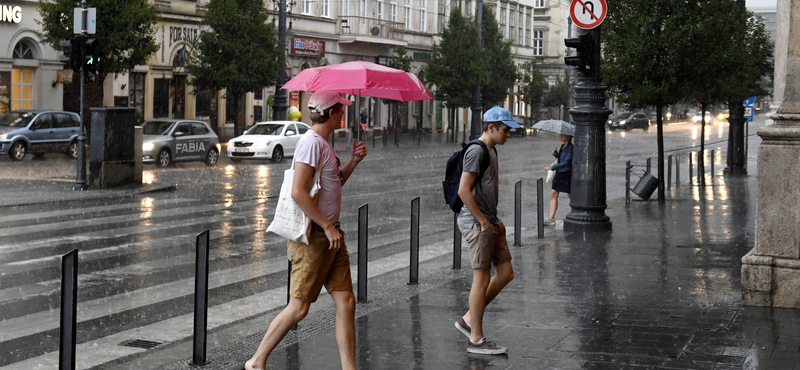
[746,0,777,7]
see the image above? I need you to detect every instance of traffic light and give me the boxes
[564,33,594,74]
[58,37,81,71]
[83,38,100,78]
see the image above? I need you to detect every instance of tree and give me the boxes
[479,4,517,107]
[386,46,413,143]
[38,0,159,79]
[603,0,696,202]
[543,75,572,114]
[519,61,548,121]
[188,0,279,137]
[427,8,481,141]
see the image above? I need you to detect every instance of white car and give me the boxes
[692,111,714,125]
[227,121,311,163]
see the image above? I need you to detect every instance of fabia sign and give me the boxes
[1,5,22,24]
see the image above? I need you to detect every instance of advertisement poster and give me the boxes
[0,71,10,114]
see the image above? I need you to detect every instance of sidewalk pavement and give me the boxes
[100,162,800,370]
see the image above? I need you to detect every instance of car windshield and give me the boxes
[247,124,284,135]
[141,121,175,135]
[0,112,35,127]
[615,113,632,119]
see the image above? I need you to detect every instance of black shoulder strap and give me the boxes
[464,139,494,180]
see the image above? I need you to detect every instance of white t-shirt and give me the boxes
[294,130,342,224]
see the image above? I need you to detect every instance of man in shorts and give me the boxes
[246,91,367,370]
[453,106,519,355]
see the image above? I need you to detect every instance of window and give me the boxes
[35,114,54,129]
[191,122,210,135]
[342,0,349,16]
[11,68,33,110]
[405,0,411,5]
[518,11,524,45]
[508,8,514,42]
[378,1,383,19]
[525,12,531,47]
[500,7,506,37]
[420,0,426,7]
[534,0,545,8]
[321,0,330,17]
[533,30,543,56]
[53,113,79,128]
[420,9,426,32]
[196,90,211,117]
[390,3,397,22]
[13,42,33,59]
[175,122,193,135]
[405,5,411,29]
[360,0,366,24]
[302,0,312,14]
[296,123,310,134]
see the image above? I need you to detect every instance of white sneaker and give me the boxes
[543,218,556,226]
[467,338,508,355]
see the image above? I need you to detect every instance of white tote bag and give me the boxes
[545,160,558,183]
[266,137,323,244]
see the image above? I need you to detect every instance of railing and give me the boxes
[338,16,405,40]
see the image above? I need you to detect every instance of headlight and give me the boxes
[619,120,626,125]
[227,140,234,147]
[607,120,612,124]
[142,142,155,151]
[0,133,6,140]
[258,140,271,147]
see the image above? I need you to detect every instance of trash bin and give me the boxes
[632,173,658,200]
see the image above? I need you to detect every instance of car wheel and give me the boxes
[272,146,284,163]
[66,140,78,158]
[625,124,632,131]
[8,141,26,161]
[643,122,650,131]
[205,148,219,166]
[157,149,171,168]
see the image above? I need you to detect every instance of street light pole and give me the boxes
[469,0,483,140]
[273,0,289,121]
[75,0,88,191]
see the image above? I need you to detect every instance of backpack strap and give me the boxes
[463,139,496,184]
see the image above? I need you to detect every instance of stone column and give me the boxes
[741,0,800,308]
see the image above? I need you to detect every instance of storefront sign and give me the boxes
[169,26,199,47]
[1,5,22,23]
[290,38,325,57]
[413,52,431,61]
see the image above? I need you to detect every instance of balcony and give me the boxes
[338,16,407,46]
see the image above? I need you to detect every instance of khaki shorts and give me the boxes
[459,221,512,270]
[287,226,353,303]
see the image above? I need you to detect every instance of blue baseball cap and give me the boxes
[483,107,521,128]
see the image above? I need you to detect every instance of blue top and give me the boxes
[551,142,573,172]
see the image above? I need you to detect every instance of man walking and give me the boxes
[246,91,367,370]
[454,106,518,355]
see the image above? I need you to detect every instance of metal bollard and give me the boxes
[711,149,715,177]
[453,213,461,269]
[59,249,79,370]
[625,160,631,204]
[689,152,693,183]
[537,178,544,239]
[191,231,210,365]
[697,150,703,185]
[372,128,376,148]
[409,197,420,284]
[514,180,522,247]
[676,154,681,186]
[646,157,652,174]
[667,155,672,190]
[358,204,368,302]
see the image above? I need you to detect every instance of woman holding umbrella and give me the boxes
[543,133,573,226]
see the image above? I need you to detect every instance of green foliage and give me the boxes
[188,0,279,132]
[479,4,517,107]
[427,8,481,109]
[543,75,571,110]
[387,46,413,72]
[38,0,158,78]
[519,61,548,118]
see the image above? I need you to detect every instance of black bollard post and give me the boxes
[711,149,715,177]
[514,180,522,247]
[537,178,544,239]
[453,213,461,269]
[59,249,78,370]
[689,152,694,183]
[625,160,631,204]
[358,204,368,302]
[409,197,420,284]
[372,128,375,148]
[667,155,673,190]
[191,230,210,365]
[676,154,681,187]
[697,150,703,185]
[646,157,651,174]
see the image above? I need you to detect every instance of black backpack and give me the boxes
[442,140,496,213]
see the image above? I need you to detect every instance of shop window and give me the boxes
[196,90,211,117]
[153,78,170,118]
[13,42,33,60]
[12,68,34,110]
[129,73,146,124]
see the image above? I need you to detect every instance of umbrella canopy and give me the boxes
[281,61,432,102]
[532,119,575,136]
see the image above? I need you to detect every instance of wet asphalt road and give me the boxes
[0,117,769,368]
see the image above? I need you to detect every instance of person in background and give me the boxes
[543,133,573,226]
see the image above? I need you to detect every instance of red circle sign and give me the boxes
[570,0,607,29]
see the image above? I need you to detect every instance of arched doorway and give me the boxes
[8,40,36,111]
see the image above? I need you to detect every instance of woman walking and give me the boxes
[543,134,573,226]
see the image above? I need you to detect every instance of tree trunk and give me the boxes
[699,104,707,187]
[657,103,665,203]
[232,93,241,137]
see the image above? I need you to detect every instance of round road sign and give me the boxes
[570,0,607,30]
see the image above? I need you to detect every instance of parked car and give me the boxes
[692,111,714,125]
[227,121,311,163]
[607,112,650,131]
[139,119,220,168]
[0,110,82,161]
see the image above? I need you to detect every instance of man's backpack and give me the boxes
[442,140,496,213]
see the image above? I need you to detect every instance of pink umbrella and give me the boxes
[282,60,432,102]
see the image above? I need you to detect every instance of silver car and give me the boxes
[139,119,220,167]
[0,110,82,161]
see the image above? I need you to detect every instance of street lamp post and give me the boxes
[75,0,89,191]
[273,0,289,121]
[724,0,748,175]
[469,0,483,140]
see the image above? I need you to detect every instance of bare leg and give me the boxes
[549,189,560,219]
[467,268,492,343]
[330,290,357,370]
[245,297,310,370]
[461,262,514,327]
